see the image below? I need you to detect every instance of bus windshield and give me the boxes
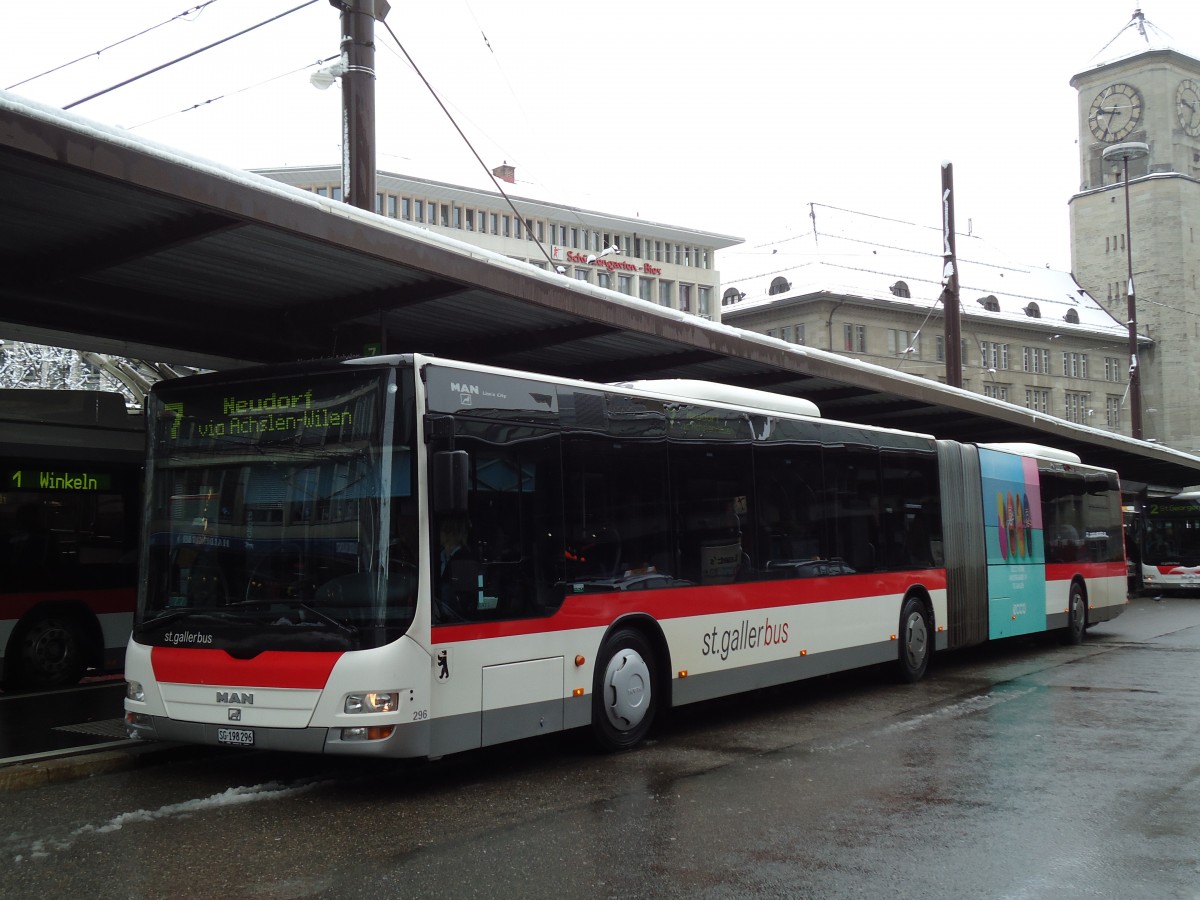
[137,367,417,652]
[1143,500,1200,567]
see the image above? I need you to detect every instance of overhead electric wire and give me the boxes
[63,0,320,111]
[127,54,339,129]
[379,18,560,272]
[5,1,219,91]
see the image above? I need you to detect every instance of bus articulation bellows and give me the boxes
[124,354,1126,756]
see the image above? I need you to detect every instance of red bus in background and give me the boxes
[1,390,142,690]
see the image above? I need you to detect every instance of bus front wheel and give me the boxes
[897,595,931,683]
[592,628,657,752]
[8,611,89,690]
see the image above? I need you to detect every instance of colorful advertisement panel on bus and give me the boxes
[978,448,1046,639]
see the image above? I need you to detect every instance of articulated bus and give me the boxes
[123,354,1126,756]
[1,390,142,689]
[1134,492,1200,594]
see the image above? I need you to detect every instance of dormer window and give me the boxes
[769,277,791,296]
[1064,308,1080,324]
[978,295,1000,312]
[722,287,744,306]
[1024,302,1041,318]
[890,281,911,298]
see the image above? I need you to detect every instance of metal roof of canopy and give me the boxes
[3,93,1199,492]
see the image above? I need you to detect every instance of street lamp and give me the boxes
[1102,141,1149,440]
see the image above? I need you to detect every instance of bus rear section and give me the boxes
[1,389,142,690]
[938,441,1126,652]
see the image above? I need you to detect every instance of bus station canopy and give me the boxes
[3,93,1199,493]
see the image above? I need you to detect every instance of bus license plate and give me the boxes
[217,727,254,747]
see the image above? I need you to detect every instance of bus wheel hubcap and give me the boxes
[603,649,650,730]
[905,613,927,668]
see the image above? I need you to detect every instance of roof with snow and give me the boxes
[1074,7,1199,76]
[719,204,1128,339]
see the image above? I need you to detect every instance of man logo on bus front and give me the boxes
[437,649,450,680]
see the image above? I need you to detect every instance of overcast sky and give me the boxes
[2,1,1195,273]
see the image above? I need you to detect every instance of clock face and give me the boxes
[1178,79,1200,137]
[1088,83,1143,142]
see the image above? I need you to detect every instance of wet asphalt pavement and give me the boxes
[2,595,1199,899]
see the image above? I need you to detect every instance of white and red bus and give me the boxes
[1,390,142,689]
[124,354,1126,756]
[1134,492,1200,594]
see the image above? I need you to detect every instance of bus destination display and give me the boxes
[6,468,113,492]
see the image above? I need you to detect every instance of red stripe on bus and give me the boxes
[432,570,947,644]
[151,647,342,688]
[0,587,134,620]
[1044,562,1126,581]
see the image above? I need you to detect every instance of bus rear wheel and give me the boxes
[897,595,931,683]
[1062,582,1087,645]
[8,612,88,690]
[592,628,657,752]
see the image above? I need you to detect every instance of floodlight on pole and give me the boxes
[310,55,347,90]
[1101,140,1149,440]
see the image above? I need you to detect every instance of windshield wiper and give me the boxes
[229,598,357,637]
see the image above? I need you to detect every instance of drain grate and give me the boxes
[54,719,130,739]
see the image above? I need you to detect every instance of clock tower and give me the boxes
[1069,9,1200,455]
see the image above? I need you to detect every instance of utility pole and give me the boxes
[331,0,390,212]
[941,162,962,388]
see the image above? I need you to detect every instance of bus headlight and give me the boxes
[344,692,399,714]
[126,680,145,703]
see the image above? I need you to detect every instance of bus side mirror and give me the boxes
[432,450,469,514]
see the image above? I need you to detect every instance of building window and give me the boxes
[769,277,791,296]
[979,295,1000,312]
[794,324,805,345]
[490,213,499,234]
[1062,352,1088,378]
[415,199,424,222]
[659,281,673,307]
[1106,396,1121,427]
[888,329,919,357]
[574,269,589,283]
[465,209,475,231]
[316,186,328,197]
[332,186,342,201]
[402,197,411,220]
[843,323,866,353]
[1024,302,1041,318]
[722,288,743,306]
[1026,389,1050,414]
[387,195,397,217]
[1104,357,1122,382]
[983,384,1009,402]
[639,278,654,302]
[440,204,450,227]
[453,207,462,229]
[1065,308,1080,324]
[598,272,611,289]
[936,335,945,362]
[617,274,632,295]
[890,281,911,298]
[698,286,711,318]
[1064,391,1090,424]
[679,283,692,313]
[503,215,511,237]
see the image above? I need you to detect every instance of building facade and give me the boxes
[256,165,741,323]
[720,205,1133,434]
[1068,12,1200,453]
